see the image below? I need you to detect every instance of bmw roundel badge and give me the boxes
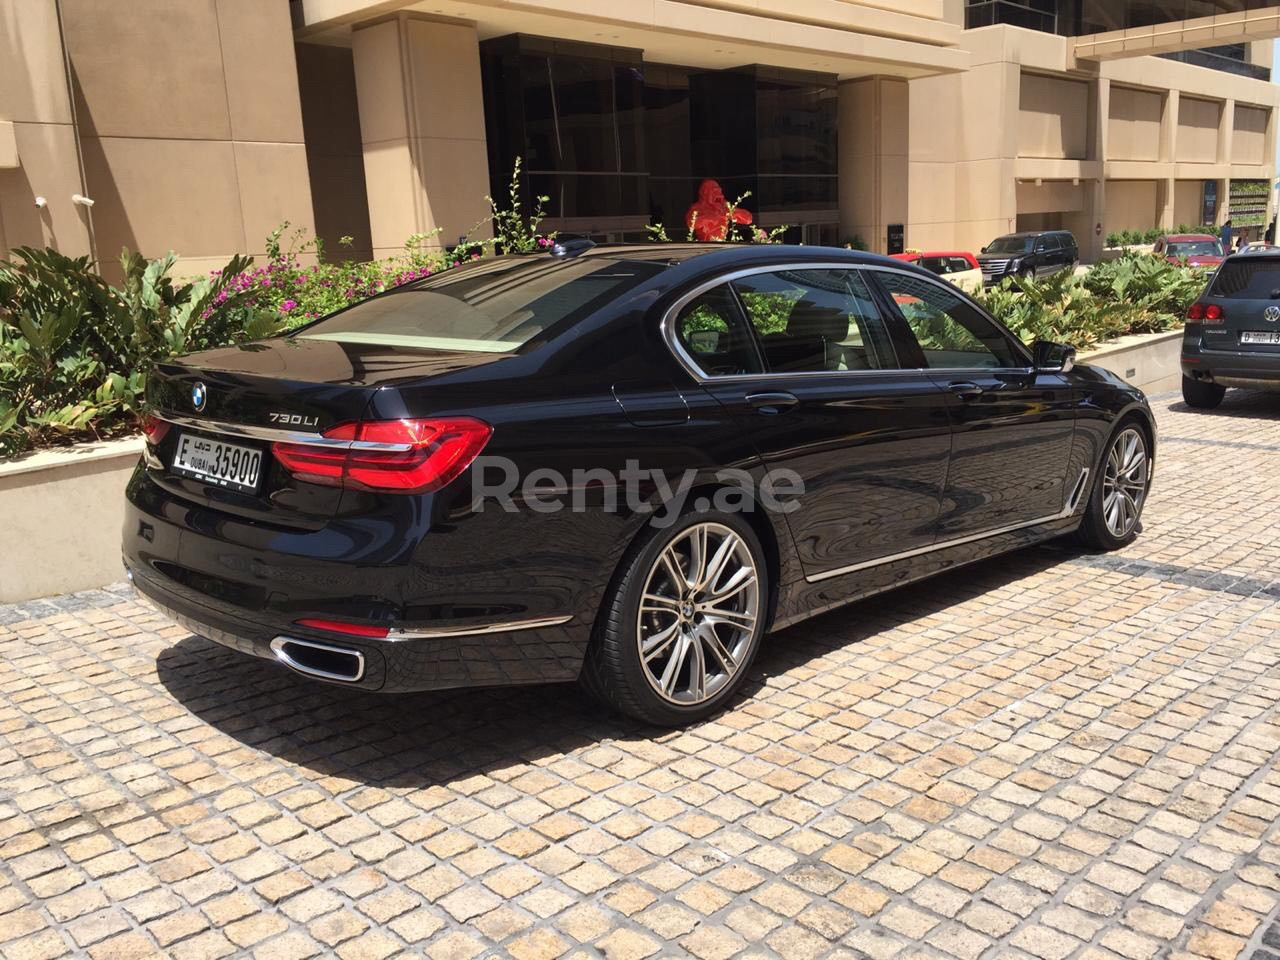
[191,381,207,412]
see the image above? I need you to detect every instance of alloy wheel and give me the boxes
[636,522,760,705]
[1102,427,1148,539]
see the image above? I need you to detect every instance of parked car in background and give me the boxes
[1181,249,1280,408]
[978,230,1079,285]
[1152,233,1224,267]
[890,250,983,290]
[124,243,1154,726]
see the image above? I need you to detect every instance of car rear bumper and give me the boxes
[128,561,586,692]
[1182,345,1280,389]
[123,463,592,692]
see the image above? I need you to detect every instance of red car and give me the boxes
[1152,234,1224,267]
[890,250,982,288]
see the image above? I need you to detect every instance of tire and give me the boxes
[1076,419,1151,551]
[580,510,769,727]
[1181,375,1225,409]
[1019,266,1035,280]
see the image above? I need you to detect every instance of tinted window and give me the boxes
[301,257,662,352]
[875,272,1023,369]
[673,285,763,376]
[1211,259,1280,299]
[733,269,890,372]
[986,236,1033,255]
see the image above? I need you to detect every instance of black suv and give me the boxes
[1181,250,1280,408]
[978,230,1079,286]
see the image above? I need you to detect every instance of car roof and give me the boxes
[1163,234,1216,242]
[489,242,914,270]
[996,231,1073,239]
[893,250,974,259]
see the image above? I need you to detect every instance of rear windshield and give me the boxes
[1167,240,1222,258]
[985,237,1032,255]
[1210,259,1280,300]
[298,257,664,352]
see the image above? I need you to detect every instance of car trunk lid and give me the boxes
[145,337,504,527]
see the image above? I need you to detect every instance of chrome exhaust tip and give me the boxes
[270,637,365,683]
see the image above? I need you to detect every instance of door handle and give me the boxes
[947,381,984,401]
[746,391,799,414]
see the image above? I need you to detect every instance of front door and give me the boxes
[867,267,1079,538]
[667,267,954,578]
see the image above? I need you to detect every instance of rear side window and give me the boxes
[299,257,663,352]
[1210,259,1280,299]
[732,268,893,372]
[672,285,763,377]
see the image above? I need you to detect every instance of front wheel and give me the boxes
[580,512,769,727]
[1077,422,1150,550]
[1181,375,1225,409]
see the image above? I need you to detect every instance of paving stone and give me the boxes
[6,390,1280,958]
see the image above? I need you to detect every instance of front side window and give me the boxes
[732,269,891,372]
[672,285,763,377]
[299,257,663,352]
[875,272,1024,370]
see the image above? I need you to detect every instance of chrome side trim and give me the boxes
[804,468,1091,585]
[659,260,1034,383]
[156,413,413,452]
[270,636,366,683]
[388,614,574,640]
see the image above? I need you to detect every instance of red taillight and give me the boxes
[141,414,170,446]
[1188,302,1224,324]
[272,417,492,493]
[295,618,389,639]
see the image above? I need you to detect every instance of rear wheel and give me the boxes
[580,512,768,727]
[1077,422,1150,550]
[1181,375,1225,409]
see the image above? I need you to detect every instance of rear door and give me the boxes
[1202,255,1280,353]
[867,266,1079,538]
[669,267,954,578]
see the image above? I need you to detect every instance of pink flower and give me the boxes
[280,299,298,312]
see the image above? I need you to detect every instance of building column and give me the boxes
[838,77,908,254]
[1159,89,1178,164]
[1157,178,1176,230]
[1218,99,1235,165]
[351,14,492,259]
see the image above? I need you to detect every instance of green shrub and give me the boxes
[972,251,1207,350]
[0,247,279,455]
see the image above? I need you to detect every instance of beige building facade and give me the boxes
[1,0,1278,272]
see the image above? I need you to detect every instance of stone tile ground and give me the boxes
[2,389,1280,960]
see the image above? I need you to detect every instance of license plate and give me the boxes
[171,433,263,493]
[1240,331,1280,345]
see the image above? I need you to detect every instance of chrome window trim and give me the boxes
[660,261,1035,384]
[155,413,414,452]
[270,636,366,683]
[804,468,1091,584]
[388,614,574,640]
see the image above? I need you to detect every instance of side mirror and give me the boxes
[980,246,988,254]
[1033,340,1075,373]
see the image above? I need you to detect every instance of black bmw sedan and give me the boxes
[124,243,1155,726]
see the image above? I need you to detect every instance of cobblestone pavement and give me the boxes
[3,390,1280,960]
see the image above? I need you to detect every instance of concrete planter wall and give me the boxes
[0,437,141,603]
[0,329,1185,604]
[1078,329,1183,395]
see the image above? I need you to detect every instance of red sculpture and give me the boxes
[685,179,753,242]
